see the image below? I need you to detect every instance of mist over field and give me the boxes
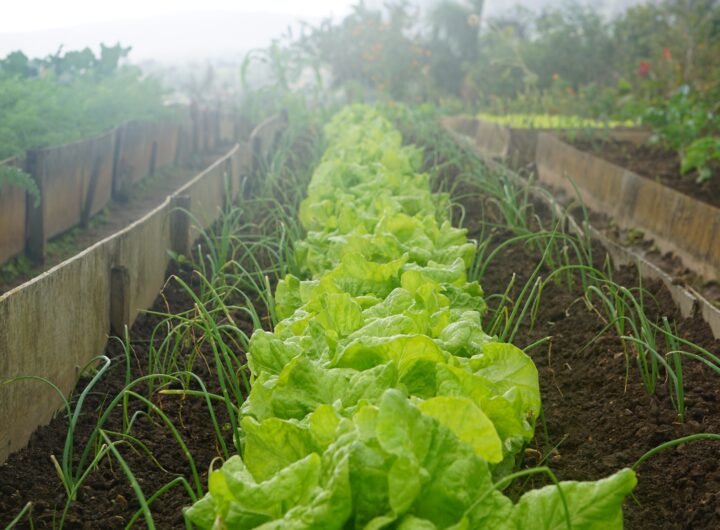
[0,0,645,63]
[0,12,322,62]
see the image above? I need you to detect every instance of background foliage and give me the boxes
[240,0,720,181]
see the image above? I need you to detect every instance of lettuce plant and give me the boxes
[185,105,635,529]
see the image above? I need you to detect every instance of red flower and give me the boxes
[638,60,651,78]
[663,47,672,61]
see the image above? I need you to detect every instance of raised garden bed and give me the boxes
[571,139,720,210]
[443,115,720,332]
[440,116,648,171]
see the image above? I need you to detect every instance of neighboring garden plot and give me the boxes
[0,45,170,159]
[0,46,168,193]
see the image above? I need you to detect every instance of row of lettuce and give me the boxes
[185,105,636,529]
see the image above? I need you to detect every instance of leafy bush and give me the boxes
[293,3,432,101]
[641,86,720,182]
[641,88,715,152]
[682,136,720,182]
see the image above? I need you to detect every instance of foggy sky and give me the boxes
[0,0,644,62]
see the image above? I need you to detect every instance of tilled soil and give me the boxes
[462,197,720,529]
[1,151,719,529]
[0,262,246,529]
[572,138,720,210]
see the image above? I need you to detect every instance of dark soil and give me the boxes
[572,138,720,210]
[504,250,719,530]
[459,184,720,529]
[1,134,719,529]
[0,259,252,528]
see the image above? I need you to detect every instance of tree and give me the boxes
[0,51,30,78]
[427,0,485,95]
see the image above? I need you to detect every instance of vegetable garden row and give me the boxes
[1,103,719,529]
[185,105,635,527]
